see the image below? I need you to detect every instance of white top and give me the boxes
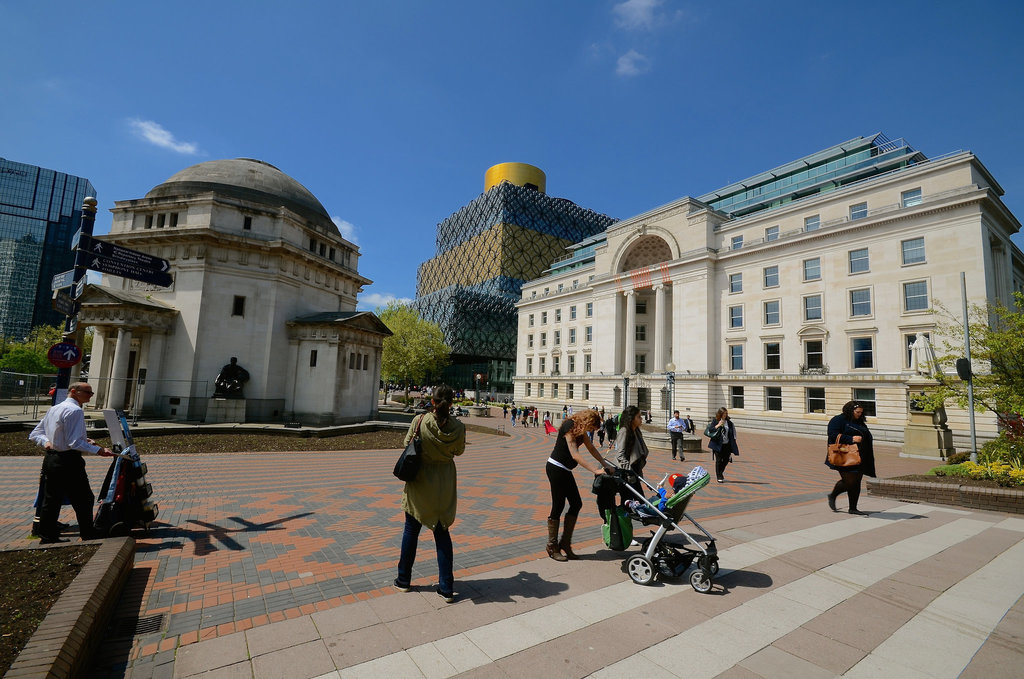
[668,416,686,433]
[29,396,101,454]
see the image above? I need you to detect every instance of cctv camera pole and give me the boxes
[961,272,977,463]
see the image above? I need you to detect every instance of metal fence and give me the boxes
[0,370,58,420]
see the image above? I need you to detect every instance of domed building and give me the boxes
[78,159,390,425]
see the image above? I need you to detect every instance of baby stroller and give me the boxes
[613,466,719,592]
[93,410,158,537]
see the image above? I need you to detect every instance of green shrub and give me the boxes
[945,451,971,465]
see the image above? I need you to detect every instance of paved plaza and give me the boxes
[1,410,1022,677]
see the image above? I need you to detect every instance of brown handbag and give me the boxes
[827,434,861,467]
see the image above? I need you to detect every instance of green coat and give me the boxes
[402,413,466,528]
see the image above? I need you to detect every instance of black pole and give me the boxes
[52,197,96,404]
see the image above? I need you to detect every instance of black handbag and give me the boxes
[393,415,426,482]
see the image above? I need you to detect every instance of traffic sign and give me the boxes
[52,291,79,316]
[86,252,173,287]
[51,268,76,290]
[71,228,82,251]
[80,234,171,277]
[74,276,87,298]
[47,342,82,369]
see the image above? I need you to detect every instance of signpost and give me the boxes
[52,290,79,317]
[47,342,82,369]
[79,234,173,287]
[51,269,76,291]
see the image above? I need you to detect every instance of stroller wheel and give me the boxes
[697,555,720,576]
[690,569,713,593]
[626,554,656,585]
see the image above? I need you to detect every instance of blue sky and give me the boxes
[3,1,1023,310]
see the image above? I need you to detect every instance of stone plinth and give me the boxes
[206,398,246,424]
[468,405,490,417]
[902,410,955,460]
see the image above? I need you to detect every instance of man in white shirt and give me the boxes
[29,382,114,543]
[667,410,687,461]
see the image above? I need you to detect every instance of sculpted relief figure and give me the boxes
[214,357,250,398]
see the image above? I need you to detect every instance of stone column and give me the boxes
[624,290,636,374]
[142,332,166,412]
[108,327,133,411]
[654,283,667,372]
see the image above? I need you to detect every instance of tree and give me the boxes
[0,323,65,375]
[378,302,450,401]
[925,292,1024,419]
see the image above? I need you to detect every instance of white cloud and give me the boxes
[358,292,413,311]
[128,119,200,155]
[332,216,359,245]
[616,49,651,76]
[613,0,662,31]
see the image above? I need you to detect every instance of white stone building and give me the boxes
[513,135,1024,446]
[79,159,390,425]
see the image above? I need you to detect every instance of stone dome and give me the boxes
[146,158,333,226]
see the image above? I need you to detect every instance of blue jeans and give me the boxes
[397,512,454,594]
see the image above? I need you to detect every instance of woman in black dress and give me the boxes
[826,400,875,515]
[544,410,609,561]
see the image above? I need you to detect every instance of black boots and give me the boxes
[558,514,579,560]
[546,518,567,561]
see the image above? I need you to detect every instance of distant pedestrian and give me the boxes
[667,410,686,461]
[29,382,115,543]
[705,408,739,483]
[532,408,539,426]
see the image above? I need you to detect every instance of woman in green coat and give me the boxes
[394,385,466,603]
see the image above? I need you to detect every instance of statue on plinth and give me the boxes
[910,334,938,375]
[214,357,249,399]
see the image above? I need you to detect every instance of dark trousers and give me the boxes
[546,463,582,520]
[396,512,454,594]
[670,432,685,458]
[39,451,95,539]
[714,443,734,480]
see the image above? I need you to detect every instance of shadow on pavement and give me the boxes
[460,570,570,603]
[134,512,315,556]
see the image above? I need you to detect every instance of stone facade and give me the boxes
[81,159,390,424]
[513,138,1024,448]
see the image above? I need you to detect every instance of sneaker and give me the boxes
[393,579,411,592]
[436,588,455,603]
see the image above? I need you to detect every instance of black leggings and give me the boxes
[831,470,863,510]
[714,443,734,479]
[546,462,582,520]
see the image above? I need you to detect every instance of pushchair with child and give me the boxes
[599,465,719,592]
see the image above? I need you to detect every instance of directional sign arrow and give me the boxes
[86,252,173,287]
[79,234,171,275]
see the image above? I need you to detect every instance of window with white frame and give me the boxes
[585,326,592,342]
[526,382,531,396]
[583,383,590,400]
[539,383,544,397]
[731,235,744,250]
[901,188,922,207]
[806,387,826,413]
[540,332,547,347]
[729,305,743,329]
[539,357,546,373]
[528,334,534,348]
[729,273,742,293]
[569,305,577,320]
[567,383,574,399]
[527,358,533,374]
[804,214,820,231]
[852,337,874,369]
[528,314,534,327]
[555,308,561,322]
[635,325,647,341]
[849,248,870,274]
[541,311,547,324]
[635,354,646,373]
[552,356,560,373]
[804,294,822,321]
[585,302,593,317]
[902,237,926,265]
[729,344,744,370]
[853,388,876,416]
[903,280,929,312]
[765,342,781,370]
[850,202,868,220]
[850,288,872,316]
[805,340,824,368]
[554,330,560,346]
[765,225,779,242]
[636,300,647,314]
[731,386,745,409]
[764,265,779,288]
[557,283,564,293]
[765,386,782,411]
[584,354,592,373]
[803,258,821,281]
[569,328,577,344]
[568,354,575,373]
[764,300,781,326]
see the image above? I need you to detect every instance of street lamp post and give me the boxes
[474,373,482,406]
[665,361,675,423]
[622,370,632,409]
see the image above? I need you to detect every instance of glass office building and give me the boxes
[0,157,95,339]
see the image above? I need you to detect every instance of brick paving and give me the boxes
[0,409,968,676]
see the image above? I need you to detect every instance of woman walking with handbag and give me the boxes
[545,410,609,561]
[394,385,466,602]
[825,401,875,515]
[705,407,739,483]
